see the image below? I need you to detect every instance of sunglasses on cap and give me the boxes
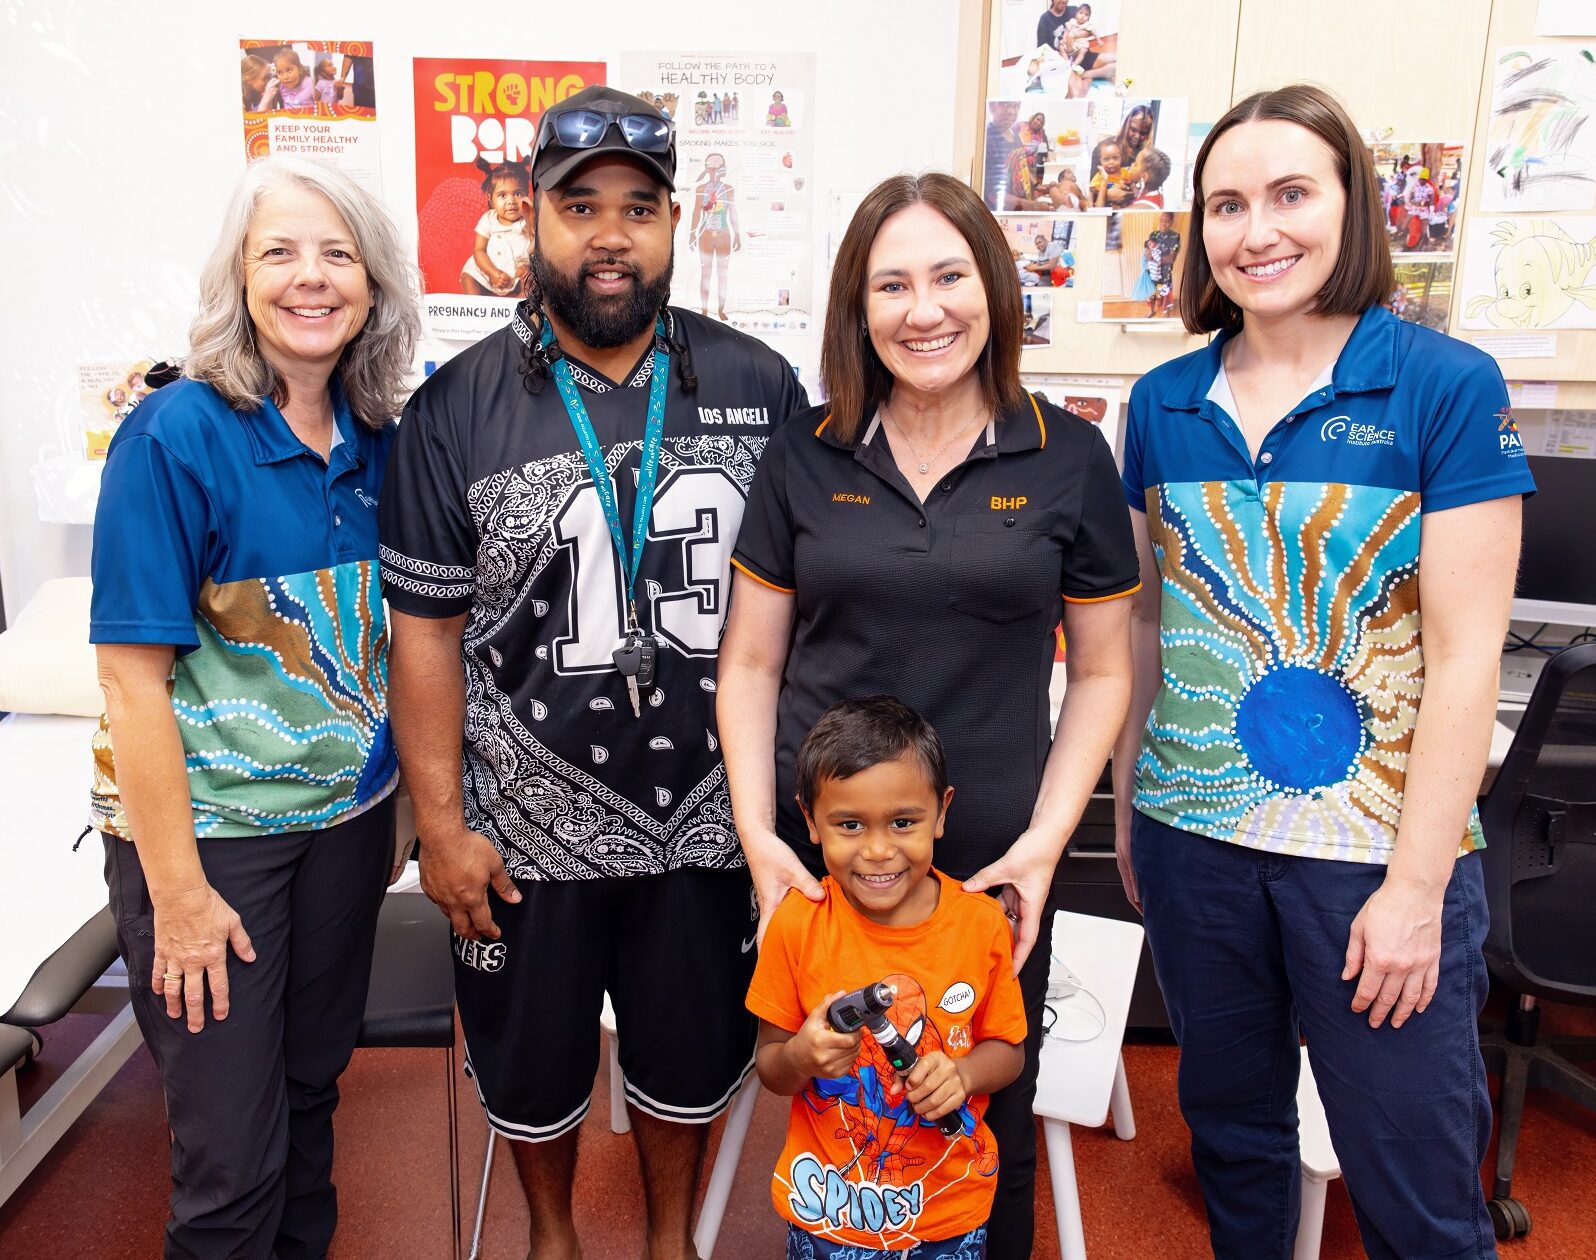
[536,105,673,156]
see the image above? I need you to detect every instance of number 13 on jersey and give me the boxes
[551,466,747,672]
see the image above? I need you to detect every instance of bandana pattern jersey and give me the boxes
[380,307,807,879]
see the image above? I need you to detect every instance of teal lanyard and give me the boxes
[542,318,670,630]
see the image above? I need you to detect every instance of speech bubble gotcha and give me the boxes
[938,982,975,1015]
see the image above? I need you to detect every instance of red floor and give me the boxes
[3,1006,1594,1257]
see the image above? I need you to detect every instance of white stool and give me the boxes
[1031,911,1145,1260]
[467,992,760,1260]
[1294,1046,1341,1260]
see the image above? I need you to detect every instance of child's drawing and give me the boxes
[1460,218,1596,330]
[1483,45,1596,212]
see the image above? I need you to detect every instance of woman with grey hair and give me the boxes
[89,154,419,1258]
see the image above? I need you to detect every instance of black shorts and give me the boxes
[455,866,758,1141]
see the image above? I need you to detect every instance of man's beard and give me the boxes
[531,248,675,350]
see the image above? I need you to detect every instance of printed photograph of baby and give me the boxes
[1083,98,1188,212]
[984,96,1188,214]
[999,0,1124,100]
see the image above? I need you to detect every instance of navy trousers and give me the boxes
[104,796,393,1260]
[1130,811,1496,1260]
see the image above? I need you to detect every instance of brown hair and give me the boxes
[819,173,1023,443]
[796,695,948,810]
[1179,84,1394,335]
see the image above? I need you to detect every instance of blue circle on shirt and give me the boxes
[1235,666,1365,792]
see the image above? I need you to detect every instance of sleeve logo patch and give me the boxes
[1497,407,1526,456]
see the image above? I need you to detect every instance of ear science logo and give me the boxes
[1319,415,1394,447]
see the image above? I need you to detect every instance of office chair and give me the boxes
[1477,642,1596,1243]
[357,888,460,1260]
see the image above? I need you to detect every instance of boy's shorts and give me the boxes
[786,1223,988,1259]
[454,866,758,1140]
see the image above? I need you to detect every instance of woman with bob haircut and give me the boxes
[90,153,420,1258]
[719,171,1138,1256]
[1114,84,1532,1258]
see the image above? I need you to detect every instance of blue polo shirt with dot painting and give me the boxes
[88,376,396,839]
[1121,304,1535,864]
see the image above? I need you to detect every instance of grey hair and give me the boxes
[185,155,420,428]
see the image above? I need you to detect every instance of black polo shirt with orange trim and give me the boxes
[731,392,1139,879]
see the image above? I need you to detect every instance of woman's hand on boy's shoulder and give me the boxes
[746,831,825,949]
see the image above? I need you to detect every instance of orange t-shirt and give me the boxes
[746,869,1027,1249]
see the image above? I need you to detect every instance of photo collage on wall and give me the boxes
[1371,140,1464,333]
[984,12,1197,334]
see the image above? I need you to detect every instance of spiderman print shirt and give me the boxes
[747,871,1027,1250]
[1122,304,1536,863]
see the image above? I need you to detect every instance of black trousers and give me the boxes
[103,796,393,1260]
[978,886,1057,1259]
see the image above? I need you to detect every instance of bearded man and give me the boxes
[380,86,806,1259]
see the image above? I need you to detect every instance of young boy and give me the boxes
[746,697,1026,1259]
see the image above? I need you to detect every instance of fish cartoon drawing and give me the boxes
[1465,219,1596,327]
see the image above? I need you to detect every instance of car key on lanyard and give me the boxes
[545,317,670,719]
[613,604,658,718]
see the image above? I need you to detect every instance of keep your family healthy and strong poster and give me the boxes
[240,39,382,198]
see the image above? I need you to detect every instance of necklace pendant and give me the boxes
[918,461,930,474]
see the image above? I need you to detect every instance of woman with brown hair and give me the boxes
[1114,84,1531,1257]
[718,171,1137,1256]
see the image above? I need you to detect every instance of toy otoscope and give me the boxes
[827,981,962,1138]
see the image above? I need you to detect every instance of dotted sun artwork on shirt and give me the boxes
[456,432,767,880]
[1136,479,1436,861]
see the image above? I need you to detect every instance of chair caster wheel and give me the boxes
[1488,1196,1531,1241]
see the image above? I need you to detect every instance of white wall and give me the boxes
[0,0,963,621]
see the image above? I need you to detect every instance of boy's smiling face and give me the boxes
[800,752,952,928]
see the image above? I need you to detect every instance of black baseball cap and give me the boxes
[532,86,677,192]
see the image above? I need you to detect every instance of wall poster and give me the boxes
[616,51,816,358]
[412,57,604,340]
[240,39,381,197]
